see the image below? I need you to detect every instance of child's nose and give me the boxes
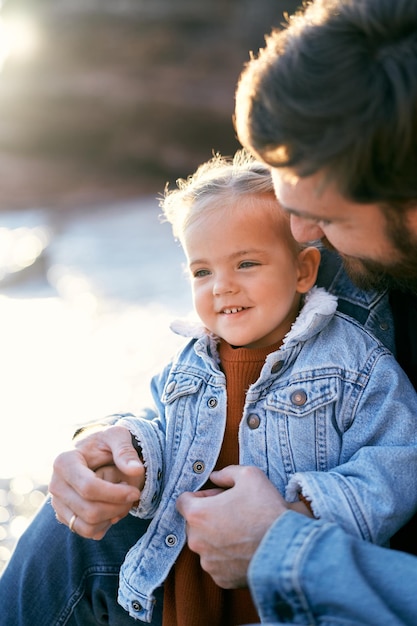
[213,275,236,296]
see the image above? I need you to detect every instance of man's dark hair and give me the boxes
[235,0,417,206]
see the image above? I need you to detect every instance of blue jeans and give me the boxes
[0,498,163,625]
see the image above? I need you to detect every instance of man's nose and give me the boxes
[290,214,324,243]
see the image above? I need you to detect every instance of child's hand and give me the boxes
[95,463,145,492]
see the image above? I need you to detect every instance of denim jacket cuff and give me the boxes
[117,416,164,518]
[248,510,320,623]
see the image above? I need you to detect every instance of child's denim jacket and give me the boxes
[117,278,417,622]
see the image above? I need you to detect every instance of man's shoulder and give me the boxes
[317,248,387,312]
[316,247,395,351]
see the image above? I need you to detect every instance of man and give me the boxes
[176,0,417,623]
[2,0,417,624]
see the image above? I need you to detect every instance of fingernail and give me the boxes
[127,459,141,467]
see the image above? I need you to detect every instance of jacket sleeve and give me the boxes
[117,362,173,518]
[285,350,417,544]
[249,511,417,626]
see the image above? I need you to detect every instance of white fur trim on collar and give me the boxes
[282,287,338,346]
[170,316,207,339]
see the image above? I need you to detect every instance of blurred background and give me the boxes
[0,0,299,571]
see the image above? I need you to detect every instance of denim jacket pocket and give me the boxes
[161,372,204,403]
[266,376,340,417]
[264,377,341,480]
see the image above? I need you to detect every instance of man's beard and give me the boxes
[322,236,417,295]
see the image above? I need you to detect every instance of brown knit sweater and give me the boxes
[162,338,281,626]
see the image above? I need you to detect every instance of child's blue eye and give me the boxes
[239,261,258,269]
[194,269,211,278]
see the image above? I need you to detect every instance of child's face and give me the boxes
[183,195,318,349]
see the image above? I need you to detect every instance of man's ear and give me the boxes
[296,246,321,294]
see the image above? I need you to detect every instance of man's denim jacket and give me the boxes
[116,253,417,622]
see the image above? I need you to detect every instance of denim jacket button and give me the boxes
[165,534,178,547]
[379,321,389,331]
[290,389,307,406]
[208,397,218,408]
[271,360,284,374]
[247,414,260,429]
[192,460,205,473]
[132,601,142,612]
[166,381,176,394]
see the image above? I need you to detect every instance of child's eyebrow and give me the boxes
[189,249,267,267]
[188,257,209,267]
[229,248,267,258]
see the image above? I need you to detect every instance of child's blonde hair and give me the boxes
[160,149,290,243]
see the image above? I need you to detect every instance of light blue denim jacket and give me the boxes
[116,273,417,622]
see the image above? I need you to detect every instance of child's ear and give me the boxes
[296,246,321,294]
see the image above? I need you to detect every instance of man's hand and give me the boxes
[176,465,288,588]
[49,425,144,539]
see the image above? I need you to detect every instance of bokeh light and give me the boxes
[0,225,50,279]
[0,13,39,70]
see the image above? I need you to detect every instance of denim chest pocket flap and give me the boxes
[266,377,340,417]
[162,372,204,403]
